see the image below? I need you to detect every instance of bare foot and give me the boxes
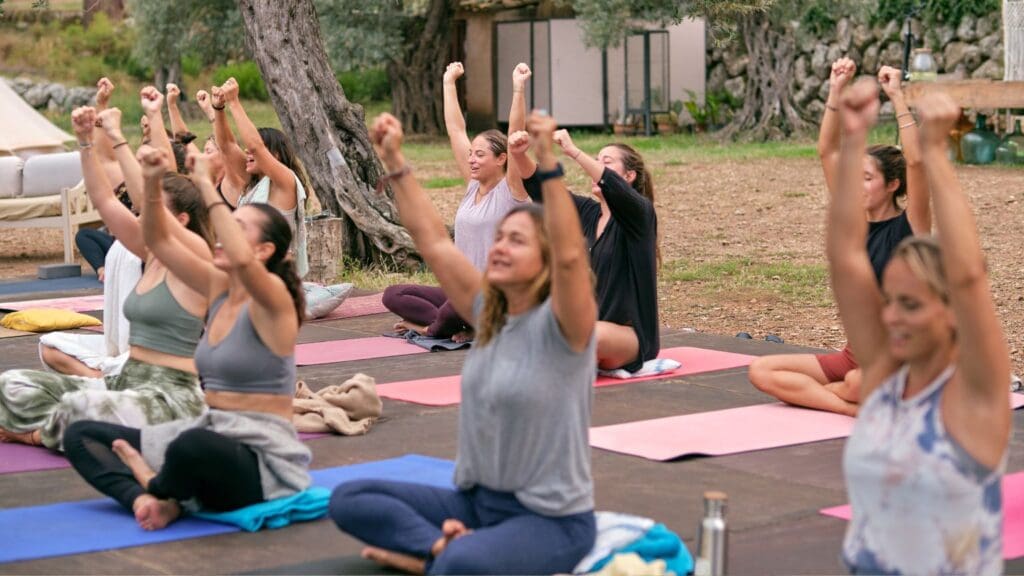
[393,321,428,336]
[132,494,181,530]
[430,518,472,557]
[451,330,474,344]
[361,546,426,574]
[112,439,156,489]
[0,427,42,446]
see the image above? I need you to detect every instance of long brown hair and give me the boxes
[248,203,306,326]
[609,143,661,267]
[475,204,550,347]
[163,172,212,247]
[867,144,907,211]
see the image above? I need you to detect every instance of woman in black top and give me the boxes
[509,131,659,372]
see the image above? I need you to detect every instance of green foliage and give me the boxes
[212,61,268,101]
[872,0,1001,27]
[315,0,423,71]
[799,2,837,36]
[128,0,245,77]
[423,176,463,189]
[337,68,391,103]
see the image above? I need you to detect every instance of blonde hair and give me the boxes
[890,235,948,303]
[475,205,551,347]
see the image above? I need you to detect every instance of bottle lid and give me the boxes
[704,490,727,501]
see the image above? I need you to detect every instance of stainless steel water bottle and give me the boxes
[694,490,728,576]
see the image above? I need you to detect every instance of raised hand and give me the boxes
[829,57,857,94]
[165,83,181,106]
[139,86,164,118]
[877,66,903,100]
[186,150,212,185]
[210,86,225,109]
[839,78,880,136]
[370,113,404,168]
[71,106,97,141]
[95,77,115,109]
[443,62,464,85]
[526,111,557,159]
[508,130,530,156]
[95,107,124,141]
[220,78,239,103]
[136,144,170,180]
[196,89,215,120]
[512,63,531,91]
[916,92,961,150]
[552,129,576,152]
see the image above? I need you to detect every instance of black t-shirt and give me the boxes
[867,212,913,284]
[524,167,659,372]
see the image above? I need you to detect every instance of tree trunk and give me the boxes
[388,0,454,136]
[153,61,183,98]
[235,0,417,268]
[719,11,813,141]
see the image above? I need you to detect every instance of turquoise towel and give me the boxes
[193,487,330,532]
[590,523,694,575]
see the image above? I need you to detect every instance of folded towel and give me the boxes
[574,512,656,574]
[590,524,693,576]
[599,359,682,380]
[292,376,382,435]
[194,487,330,531]
[383,330,472,352]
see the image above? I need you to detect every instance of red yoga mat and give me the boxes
[375,346,756,406]
[821,471,1024,560]
[310,293,388,321]
[295,336,428,366]
[0,294,105,312]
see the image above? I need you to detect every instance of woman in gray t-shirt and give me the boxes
[330,113,597,575]
[382,62,530,343]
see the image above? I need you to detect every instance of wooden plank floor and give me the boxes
[2,298,1023,575]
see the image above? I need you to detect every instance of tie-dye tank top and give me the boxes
[842,364,1005,575]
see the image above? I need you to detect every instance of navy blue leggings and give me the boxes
[75,228,115,274]
[329,480,595,575]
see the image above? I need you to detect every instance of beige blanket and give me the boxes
[292,374,382,435]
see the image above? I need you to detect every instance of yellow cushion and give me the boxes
[0,309,102,332]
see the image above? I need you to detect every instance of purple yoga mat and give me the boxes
[0,443,69,474]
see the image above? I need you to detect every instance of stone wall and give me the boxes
[706,12,1004,118]
[3,77,96,113]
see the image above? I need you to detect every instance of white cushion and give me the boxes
[304,282,355,319]
[0,156,23,199]
[22,152,82,198]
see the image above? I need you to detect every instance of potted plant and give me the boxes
[683,90,709,133]
[655,112,675,135]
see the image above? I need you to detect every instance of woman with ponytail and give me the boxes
[329,111,596,575]
[509,130,659,372]
[63,146,311,531]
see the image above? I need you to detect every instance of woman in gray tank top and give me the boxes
[831,83,1010,573]
[330,112,597,574]
[63,146,311,531]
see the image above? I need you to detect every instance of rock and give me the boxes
[937,24,956,47]
[972,58,1003,80]
[853,23,873,50]
[46,98,62,113]
[836,17,853,51]
[963,45,984,72]
[799,33,819,55]
[877,20,900,43]
[979,33,1001,55]
[862,43,880,73]
[818,78,832,101]
[23,84,50,108]
[811,43,829,71]
[826,44,844,68]
[977,12,997,39]
[707,63,727,93]
[725,54,749,78]
[9,76,33,95]
[46,84,68,109]
[67,87,96,107]
[724,76,746,101]
[879,42,904,69]
[805,99,826,118]
[957,14,977,42]
[795,76,822,105]
[944,41,972,71]
[794,55,811,85]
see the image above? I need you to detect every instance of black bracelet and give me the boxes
[112,140,129,150]
[212,103,225,111]
[535,162,565,183]
[376,164,413,193]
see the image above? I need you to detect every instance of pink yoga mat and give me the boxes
[0,294,105,312]
[375,346,756,406]
[310,293,388,321]
[590,403,857,461]
[295,336,428,366]
[591,393,1024,461]
[821,471,1024,560]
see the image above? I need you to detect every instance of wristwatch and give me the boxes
[535,162,564,183]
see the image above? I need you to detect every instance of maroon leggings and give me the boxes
[382,284,469,339]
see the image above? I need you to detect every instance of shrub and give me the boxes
[336,67,390,103]
[212,61,268,101]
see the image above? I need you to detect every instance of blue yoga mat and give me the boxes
[0,454,454,564]
[0,275,101,297]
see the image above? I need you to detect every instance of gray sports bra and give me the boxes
[194,293,296,396]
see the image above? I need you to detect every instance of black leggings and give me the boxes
[74,228,115,274]
[64,421,264,512]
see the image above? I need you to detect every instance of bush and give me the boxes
[337,68,390,103]
[212,61,268,101]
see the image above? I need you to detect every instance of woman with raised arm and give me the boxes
[164,83,201,158]
[748,61,932,415]
[330,112,597,575]
[212,78,311,277]
[0,106,211,449]
[63,146,311,531]
[508,127,658,372]
[834,81,1009,574]
[382,62,531,343]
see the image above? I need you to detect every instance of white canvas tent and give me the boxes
[0,78,75,158]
